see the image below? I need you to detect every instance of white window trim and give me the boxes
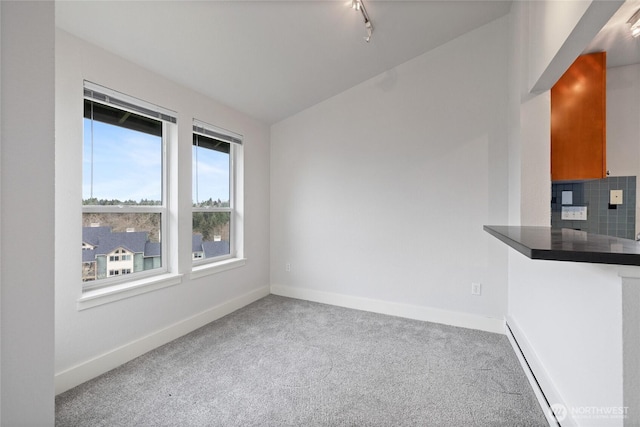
[191,119,244,273]
[82,81,176,292]
[190,257,247,280]
[78,273,183,310]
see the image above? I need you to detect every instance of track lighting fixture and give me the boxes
[352,0,373,43]
[628,8,640,38]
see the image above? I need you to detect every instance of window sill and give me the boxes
[190,257,246,280]
[77,273,183,310]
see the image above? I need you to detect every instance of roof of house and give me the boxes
[82,227,229,262]
[203,240,230,259]
[82,226,112,247]
[192,233,203,253]
[192,233,229,258]
[144,241,161,258]
[82,248,97,263]
[82,226,153,260]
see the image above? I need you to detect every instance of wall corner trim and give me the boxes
[55,285,270,395]
[270,284,504,334]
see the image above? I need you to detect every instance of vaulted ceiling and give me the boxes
[56,1,512,124]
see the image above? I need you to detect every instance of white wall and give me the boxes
[607,63,640,236]
[507,252,623,427]
[622,274,640,426]
[1,1,55,424]
[55,30,271,392]
[607,64,640,178]
[507,2,628,426]
[1,2,3,421]
[271,18,509,332]
[520,92,552,226]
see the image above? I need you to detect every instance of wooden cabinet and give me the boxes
[551,52,606,181]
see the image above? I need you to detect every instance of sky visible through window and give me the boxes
[193,142,230,205]
[83,119,229,203]
[83,119,161,202]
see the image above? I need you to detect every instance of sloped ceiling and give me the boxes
[56,1,512,124]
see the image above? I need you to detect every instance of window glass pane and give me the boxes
[83,100,162,205]
[82,213,161,282]
[192,212,231,260]
[193,134,230,207]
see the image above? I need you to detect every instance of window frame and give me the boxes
[191,119,242,268]
[82,81,176,291]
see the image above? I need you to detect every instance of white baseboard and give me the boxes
[270,284,504,334]
[505,315,569,427]
[55,285,270,395]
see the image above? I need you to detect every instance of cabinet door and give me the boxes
[551,52,606,181]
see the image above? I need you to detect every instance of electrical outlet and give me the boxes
[471,282,482,296]
[285,263,291,272]
[610,189,623,205]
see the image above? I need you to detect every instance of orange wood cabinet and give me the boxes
[551,52,606,181]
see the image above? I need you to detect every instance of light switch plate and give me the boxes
[610,189,623,205]
[561,191,573,205]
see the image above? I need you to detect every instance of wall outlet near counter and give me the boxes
[610,189,623,205]
[561,206,587,220]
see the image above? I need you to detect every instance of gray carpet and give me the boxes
[56,295,547,426]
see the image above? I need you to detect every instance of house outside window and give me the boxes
[192,120,242,265]
[82,81,176,289]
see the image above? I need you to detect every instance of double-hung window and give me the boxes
[192,120,242,265]
[82,81,176,289]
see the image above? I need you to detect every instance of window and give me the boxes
[192,120,242,265]
[82,82,176,289]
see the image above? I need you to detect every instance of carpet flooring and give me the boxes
[56,295,547,426]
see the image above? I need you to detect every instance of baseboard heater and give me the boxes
[505,321,561,427]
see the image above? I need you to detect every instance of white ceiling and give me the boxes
[585,0,640,68]
[56,1,512,124]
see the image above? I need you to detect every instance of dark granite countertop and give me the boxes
[484,225,640,266]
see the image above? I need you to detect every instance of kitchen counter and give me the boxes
[484,225,640,266]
